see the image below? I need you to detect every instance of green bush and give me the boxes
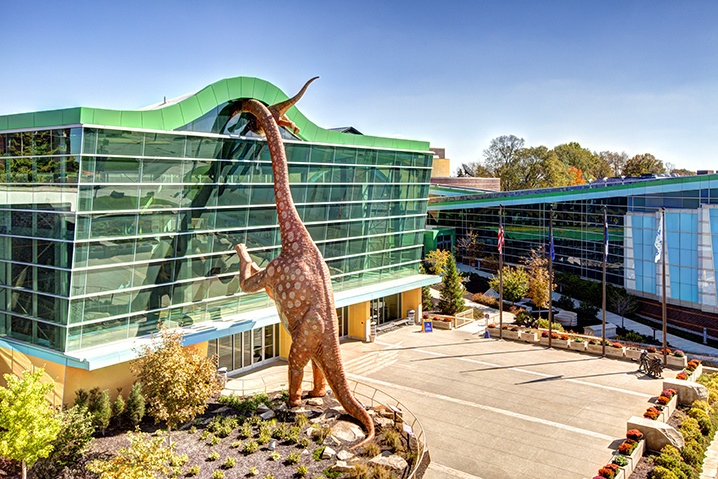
[297,465,309,477]
[243,441,259,454]
[126,382,145,427]
[223,457,236,469]
[212,471,225,479]
[651,466,680,479]
[536,318,564,331]
[208,415,239,438]
[87,388,111,435]
[208,451,220,461]
[682,440,704,467]
[554,295,575,311]
[575,301,599,321]
[654,450,697,479]
[187,465,201,476]
[285,451,300,465]
[112,393,125,426]
[689,408,713,435]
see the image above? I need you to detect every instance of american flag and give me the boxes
[498,225,505,254]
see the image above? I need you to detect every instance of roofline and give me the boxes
[0,76,431,152]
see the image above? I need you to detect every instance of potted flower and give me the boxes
[569,336,587,351]
[616,431,645,474]
[522,328,539,343]
[643,406,661,421]
[676,371,688,380]
[551,333,571,349]
[502,325,521,340]
[665,349,688,368]
[596,463,621,479]
[656,388,679,416]
[605,341,625,358]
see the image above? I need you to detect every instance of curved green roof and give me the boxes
[0,76,430,152]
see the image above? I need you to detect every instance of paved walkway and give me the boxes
[228,323,690,479]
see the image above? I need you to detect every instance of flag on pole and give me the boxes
[604,214,609,262]
[498,225,504,254]
[654,212,664,263]
[548,225,555,261]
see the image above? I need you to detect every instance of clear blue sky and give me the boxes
[1,1,717,173]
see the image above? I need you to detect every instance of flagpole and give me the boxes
[662,207,667,365]
[548,205,554,349]
[499,205,504,340]
[602,205,607,358]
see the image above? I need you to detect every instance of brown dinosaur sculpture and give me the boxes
[231,78,375,448]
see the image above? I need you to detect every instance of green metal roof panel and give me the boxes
[0,76,430,152]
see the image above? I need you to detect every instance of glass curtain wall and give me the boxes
[0,125,431,352]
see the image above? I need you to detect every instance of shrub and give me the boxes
[689,408,713,435]
[364,442,381,458]
[554,295,575,311]
[295,413,309,428]
[243,441,259,454]
[210,435,221,446]
[626,429,644,441]
[471,293,499,309]
[269,451,281,461]
[223,457,236,469]
[537,318,564,331]
[126,382,146,427]
[208,451,220,461]
[298,437,310,448]
[674,350,685,357]
[348,462,370,479]
[651,466,680,479]
[576,301,600,321]
[239,424,253,438]
[212,471,225,479]
[682,440,704,467]
[611,455,628,467]
[112,393,126,426]
[286,451,301,465]
[297,465,309,477]
[208,415,239,438]
[680,417,704,445]
[514,311,535,327]
[313,446,326,461]
[257,431,271,445]
[87,387,112,435]
[49,404,96,466]
[654,449,697,479]
[248,467,259,476]
[187,465,201,476]
[381,428,403,451]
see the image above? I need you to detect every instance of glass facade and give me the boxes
[427,181,718,313]
[0,124,432,353]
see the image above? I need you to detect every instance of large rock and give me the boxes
[627,416,684,452]
[330,421,366,442]
[337,450,354,461]
[663,378,709,405]
[322,446,337,459]
[331,460,355,472]
[306,397,324,407]
[259,410,275,420]
[370,453,409,471]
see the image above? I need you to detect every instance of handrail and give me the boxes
[223,378,428,478]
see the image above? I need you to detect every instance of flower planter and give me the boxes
[661,395,677,418]
[501,329,521,340]
[586,343,605,355]
[615,440,645,477]
[539,337,570,348]
[432,320,453,330]
[666,355,687,369]
[605,346,625,358]
[521,331,539,343]
[568,341,586,351]
[487,327,501,337]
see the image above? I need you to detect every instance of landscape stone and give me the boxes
[370,454,409,471]
[663,378,709,405]
[256,403,270,413]
[337,450,354,461]
[323,435,342,447]
[627,416,685,452]
[373,416,395,428]
[306,397,324,407]
[330,421,366,442]
[326,406,346,418]
[259,410,275,420]
[322,446,337,459]
[332,460,355,472]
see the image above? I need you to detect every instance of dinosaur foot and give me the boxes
[308,388,327,398]
[287,394,302,407]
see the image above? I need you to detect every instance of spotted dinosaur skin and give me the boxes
[231,78,375,448]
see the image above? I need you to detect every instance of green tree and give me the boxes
[113,391,126,427]
[518,146,570,189]
[670,168,695,176]
[87,430,180,479]
[483,135,525,191]
[419,264,435,312]
[126,382,146,427]
[438,253,465,315]
[131,331,222,445]
[32,405,95,476]
[623,153,665,176]
[488,266,529,303]
[0,369,62,479]
[552,142,611,181]
[455,162,492,178]
[87,387,112,435]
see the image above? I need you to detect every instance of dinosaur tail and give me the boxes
[272,76,320,115]
[316,342,375,450]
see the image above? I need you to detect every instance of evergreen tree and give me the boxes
[419,264,434,312]
[0,369,62,479]
[112,391,126,428]
[438,253,465,316]
[87,388,111,435]
[126,382,146,427]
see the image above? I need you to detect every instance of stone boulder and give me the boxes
[663,378,709,405]
[627,416,684,452]
[370,453,409,471]
[330,420,366,442]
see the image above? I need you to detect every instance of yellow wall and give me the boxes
[348,301,370,341]
[279,324,292,359]
[431,158,451,178]
[401,288,422,320]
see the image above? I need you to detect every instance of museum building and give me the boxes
[0,76,437,403]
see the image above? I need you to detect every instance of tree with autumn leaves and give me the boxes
[131,331,222,445]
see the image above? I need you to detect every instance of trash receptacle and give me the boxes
[369,321,377,342]
[407,310,415,325]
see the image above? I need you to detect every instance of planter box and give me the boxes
[540,337,570,348]
[605,346,625,358]
[487,327,501,338]
[521,331,539,343]
[666,355,688,369]
[432,320,453,330]
[586,343,605,355]
[568,341,586,351]
[501,329,521,340]
[615,440,646,477]
[659,394,678,418]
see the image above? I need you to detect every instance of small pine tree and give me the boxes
[126,382,146,427]
[87,388,111,435]
[112,391,126,427]
[438,253,465,316]
[419,264,434,312]
[74,388,89,409]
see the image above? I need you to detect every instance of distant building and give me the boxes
[429,148,501,192]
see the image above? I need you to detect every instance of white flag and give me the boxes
[654,213,663,263]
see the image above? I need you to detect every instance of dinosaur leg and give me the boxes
[309,359,327,398]
[287,336,313,407]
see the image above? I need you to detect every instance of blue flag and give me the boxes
[548,223,555,261]
[604,215,609,262]
[654,213,663,263]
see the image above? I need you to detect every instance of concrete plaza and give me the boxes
[229,323,687,479]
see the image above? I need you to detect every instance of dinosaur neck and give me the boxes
[242,99,304,246]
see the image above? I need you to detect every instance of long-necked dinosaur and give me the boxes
[231,78,375,448]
